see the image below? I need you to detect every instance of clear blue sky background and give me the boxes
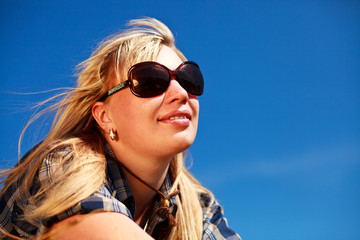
[1,0,359,239]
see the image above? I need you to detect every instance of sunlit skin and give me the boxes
[92,45,199,225]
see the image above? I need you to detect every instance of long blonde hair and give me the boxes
[1,17,213,239]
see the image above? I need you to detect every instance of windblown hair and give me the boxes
[0,18,213,239]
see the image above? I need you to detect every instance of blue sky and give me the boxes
[1,0,359,239]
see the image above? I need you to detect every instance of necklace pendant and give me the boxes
[162,199,170,208]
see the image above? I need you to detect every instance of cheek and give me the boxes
[108,93,137,129]
[109,94,162,131]
[190,99,200,119]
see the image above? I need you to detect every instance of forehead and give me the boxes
[156,45,183,70]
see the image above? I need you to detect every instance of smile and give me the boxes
[169,116,189,120]
[158,110,192,127]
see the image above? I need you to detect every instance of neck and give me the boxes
[110,147,173,223]
[123,160,170,221]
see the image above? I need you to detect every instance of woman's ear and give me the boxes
[92,101,112,132]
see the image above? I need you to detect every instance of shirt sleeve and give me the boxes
[201,193,241,240]
[44,186,132,227]
[38,148,132,228]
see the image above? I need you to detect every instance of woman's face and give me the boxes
[106,45,199,160]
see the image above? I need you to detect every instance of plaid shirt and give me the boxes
[0,144,240,240]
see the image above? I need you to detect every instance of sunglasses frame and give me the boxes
[99,61,203,101]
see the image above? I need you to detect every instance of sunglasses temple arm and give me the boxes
[98,80,131,101]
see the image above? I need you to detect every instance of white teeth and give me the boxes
[170,116,187,120]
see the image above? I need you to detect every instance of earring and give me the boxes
[109,129,116,141]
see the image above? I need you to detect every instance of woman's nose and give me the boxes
[164,79,189,104]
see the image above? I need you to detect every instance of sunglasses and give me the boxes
[99,61,204,100]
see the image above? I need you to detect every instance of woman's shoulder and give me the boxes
[0,143,72,238]
[36,137,104,184]
[199,192,242,240]
[37,144,73,183]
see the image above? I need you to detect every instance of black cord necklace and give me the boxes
[106,154,180,227]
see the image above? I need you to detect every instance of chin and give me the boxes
[156,130,197,156]
[171,137,195,154]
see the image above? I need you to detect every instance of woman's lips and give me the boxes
[158,110,191,126]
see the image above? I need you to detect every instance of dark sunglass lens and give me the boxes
[130,64,170,97]
[177,63,204,96]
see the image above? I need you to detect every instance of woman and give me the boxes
[0,18,240,239]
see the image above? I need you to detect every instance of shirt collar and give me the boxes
[104,143,135,215]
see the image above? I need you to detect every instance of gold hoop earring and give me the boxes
[109,129,116,141]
